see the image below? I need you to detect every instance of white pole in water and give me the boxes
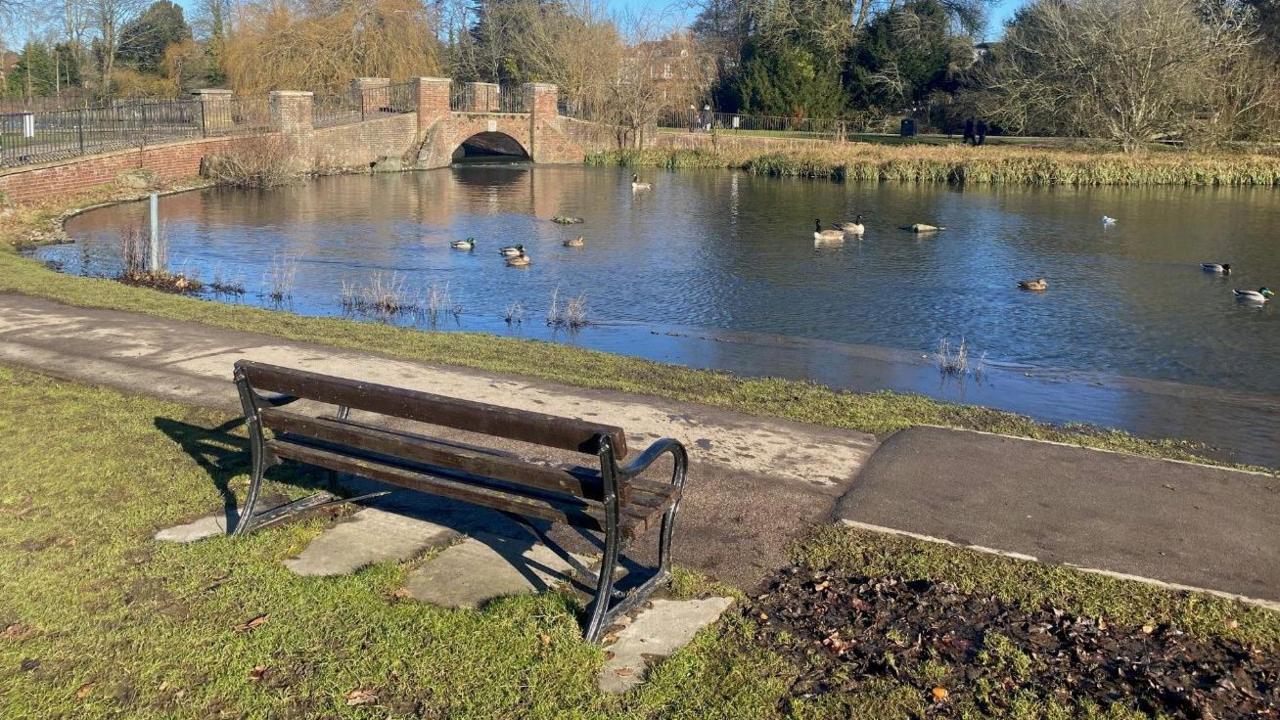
[148,192,159,273]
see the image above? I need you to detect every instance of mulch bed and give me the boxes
[749,567,1278,718]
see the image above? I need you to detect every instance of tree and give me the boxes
[88,0,147,99]
[982,0,1265,150]
[845,0,969,112]
[117,0,191,74]
[722,38,846,116]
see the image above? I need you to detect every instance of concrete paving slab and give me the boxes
[154,514,227,542]
[837,426,1280,602]
[285,507,460,576]
[599,597,735,693]
[404,532,595,608]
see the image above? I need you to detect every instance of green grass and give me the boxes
[2,184,1266,476]
[2,366,1274,718]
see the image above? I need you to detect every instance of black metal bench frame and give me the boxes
[232,360,687,642]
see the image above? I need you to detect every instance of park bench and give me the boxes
[232,360,688,641]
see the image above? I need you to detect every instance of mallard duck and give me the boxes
[814,219,845,242]
[1234,287,1274,303]
[450,237,476,250]
[631,174,652,191]
[836,215,866,236]
[1018,278,1048,292]
[498,244,525,257]
[563,235,585,248]
[1201,263,1231,275]
[1102,215,1117,226]
[901,223,944,233]
[506,251,531,267]
[551,215,584,224]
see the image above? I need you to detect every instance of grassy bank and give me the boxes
[587,143,1280,186]
[1,366,1275,718]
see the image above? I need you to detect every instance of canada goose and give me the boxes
[814,219,845,242]
[506,251,531,267]
[901,223,944,233]
[836,215,866,236]
[1102,215,1118,226]
[1234,287,1274,303]
[1018,278,1048,292]
[563,235,585,248]
[1201,263,1231,275]
[450,237,476,250]
[631,174,652,191]
[498,244,525,257]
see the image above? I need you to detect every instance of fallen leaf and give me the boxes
[75,683,93,700]
[235,614,269,633]
[1226,619,1239,630]
[932,687,949,702]
[539,633,552,646]
[247,665,268,682]
[614,667,634,677]
[392,587,411,600]
[345,688,378,706]
[1142,624,1155,635]
[1,623,32,640]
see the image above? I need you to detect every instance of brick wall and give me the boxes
[0,136,245,205]
[308,114,419,171]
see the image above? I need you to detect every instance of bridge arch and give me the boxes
[453,130,530,162]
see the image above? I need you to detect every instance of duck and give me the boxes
[1201,263,1231,275]
[563,235,585,248]
[498,244,525,257]
[814,219,845,242]
[1017,278,1048,292]
[1102,215,1117,226]
[1234,287,1274,303]
[506,251,531,267]
[901,223,944,233]
[450,237,476,250]
[836,215,866,236]
[631,174,652,191]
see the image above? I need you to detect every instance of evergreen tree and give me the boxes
[845,0,965,112]
[118,0,192,74]
[722,39,846,117]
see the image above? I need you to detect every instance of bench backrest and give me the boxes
[235,360,629,459]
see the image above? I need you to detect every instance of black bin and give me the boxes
[899,118,917,138]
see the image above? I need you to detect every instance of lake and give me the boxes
[35,165,1280,466]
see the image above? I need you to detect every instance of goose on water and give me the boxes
[901,223,944,233]
[563,235,585,248]
[1017,278,1048,292]
[631,174,652,191]
[506,251,532,267]
[836,215,866,236]
[814,219,845,242]
[1102,215,1117,226]
[450,238,476,250]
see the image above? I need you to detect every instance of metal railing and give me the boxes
[657,109,867,139]
[449,82,527,114]
[311,93,362,128]
[363,82,416,117]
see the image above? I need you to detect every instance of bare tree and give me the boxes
[87,0,146,98]
[982,0,1262,150]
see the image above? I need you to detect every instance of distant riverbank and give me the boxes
[587,140,1280,186]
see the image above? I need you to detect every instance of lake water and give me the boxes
[36,166,1280,466]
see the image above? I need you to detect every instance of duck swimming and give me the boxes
[563,235,585,248]
[1201,263,1231,275]
[498,244,525,257]
[1102,215,1117,226]
[836,215,866,236]
[814,219,845,242]
[506,251,531,267]
[1018,278,1048,292]
[1234,287,1274,303]
[450,237,476,250]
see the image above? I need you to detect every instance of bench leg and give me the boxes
[233,372,268,536]
[583,506,622,643]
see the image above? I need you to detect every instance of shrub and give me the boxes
[201,134,306,189]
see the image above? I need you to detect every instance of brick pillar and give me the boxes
[269,91,313,134]
[464,82,499,112]
[414,77,452,133]
[192,88,233,134]
[351,77,391,117]
[523,83,558,162]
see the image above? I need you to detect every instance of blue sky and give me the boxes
[6,0,1027,44]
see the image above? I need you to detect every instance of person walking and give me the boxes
[963,117,975,145]
[976,118,988,146]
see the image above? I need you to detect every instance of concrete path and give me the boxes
[0,293,877,588]
[837,426,1280,606]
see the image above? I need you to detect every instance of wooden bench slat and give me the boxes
[238,361,628,457]
[261,408,606,500]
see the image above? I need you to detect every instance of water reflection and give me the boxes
[39,166,1280,466]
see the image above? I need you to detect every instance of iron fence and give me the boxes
[311,93,362,128]
[449,82,527,114]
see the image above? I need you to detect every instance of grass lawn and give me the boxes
[1,365,1276,719]
[1,184,1267,475]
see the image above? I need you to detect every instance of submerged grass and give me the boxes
[587,142,1280,186]
[1,366,1275,719]
[0,183,1269,473]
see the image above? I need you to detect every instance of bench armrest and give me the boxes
[617,438,688,481]
[259,393,301,408]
